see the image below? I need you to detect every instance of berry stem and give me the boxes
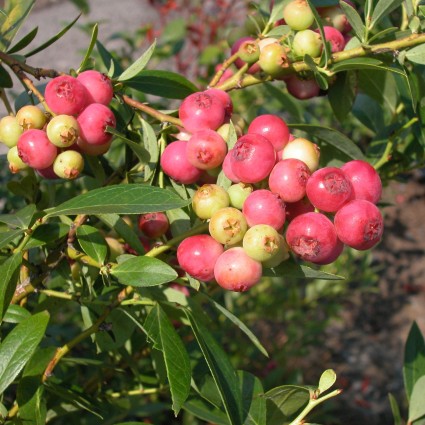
[209,51,241,88]
[0,88,13,115]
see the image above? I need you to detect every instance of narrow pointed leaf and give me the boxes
[185,309,243,425]
[44,184,190,217]
[183,397,229,425]
[404,321,425,400]
[117,39,157,81]
[2,305,31,324]
[406,44,425,65]
[0,253,22,322]
[77,23,98,72]
[0,204,37,229]
[0,311,49,395]
[340,0,365,41]
[76,225,108,265]
[7,26,38,54]
[24,222,69,249]
[110,256,177,287]
[96,40,124,77]
[144,304,191,415]
[0,64,13,87]
[238,371,266,425]
[370,0,404,31]
[0,228,25,250]
[388,393,402,425]
[409,375,425,422]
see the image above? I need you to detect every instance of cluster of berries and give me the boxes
[0,70,116,179]
[227,0,353,99]
[159,87,383,292]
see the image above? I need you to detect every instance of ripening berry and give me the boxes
[53,150,84,179]
[16,105,46,130]
[231,37,261,73]
[17,129,58,169]
[77,103,116,145]
[44,75,88,115]
[318,3,352,33]
[160,140,203,184]
[285,212,339,264]
[214,247,263,292]
[178,91,226,133]
[177,234,224,282]
[138,212,170,239]
[0,116,23,148]
[258,42,290,78]
[247,114,290,152]
[46,114,80,147]
[281,137,320,173]
[7,146,29,173]
[209,207,248,245]
[77,70,114,105]
[193,184,230,220]
[283,0,315,31]
[315,26,345,53]
[238,39,260,64]
[334,199,384,250]
[306,166,353,212]
[293,30,323,58]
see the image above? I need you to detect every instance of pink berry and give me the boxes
[17,129,58,169]
[242,189,286,230]
[247,114,290,152]
[44,75,88,116]
[340,159,382,204]
[285,212,339,264]
[230,134,276,183]
[37,164,59,179]
[306,166,353,212]
[77,103,116,145]
[315,26,346,53]
[77,70,114,105]
[160,140,202,184]
[204,88,233,121]
[178,91,225,133]
[286,75,320,100]
[214,247,262,292]
[314,238,345,265]
[138,212,170,239]
[177,234,224,282]
[285,197,315,222]
[76,137,112,156]
[334,199,383,250]
[269,158,311,203]
[222,151,241,183]
[186,129,227,170]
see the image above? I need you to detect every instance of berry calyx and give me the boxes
[242,224,281,262]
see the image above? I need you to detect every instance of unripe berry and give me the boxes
[262,234,290,268]
[231,37,261,73]
[186,129,227,170]
[138,212,170,239]
[230,134,276,183]
[160,140,203,184]
[269,158,311,203]
[0,116,23,147]
[16,105,46,130]
[209,207,248,245]
[315,26,345,53]
[281,137,320,173]
[306,166,353,212]
[53,150,84,179]
[242,189,286,230]
[45,75,88,115]
[178,91,225,133]
[227,183,253,210]
[46,114,79,147]
[340,159,382,204]
[17,129,58,169]
[283,0,315,31]
[334,199,383,250]
[7,146,29,173]
[77,70,114,105]
[285,212,339,264]
[238,39,260,64]
[105,236,125,262]
[242,224,281,262]
[77,103,116,145]
[292,29,323,58]
[214,247,262,292]
[258,42,290,78]
[247,114,290,152]
[193,184,230,220]
[177,234,224,282]
[286,76,321,100]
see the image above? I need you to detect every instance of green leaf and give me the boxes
[97,213,145,255]
[406,44,425,65]
[306,0,331,66]
[198,293,268,358]
[0,311,49,395]
[125,70,198,99]
[288,123,365,160]
[0,203,37,229]
[2,304,31,324]
[24,14,81,57]
[0,253,22,323]
[44,184,190,218]
[269,0,286,24]
[183,396,229,425]
[24,222,69,249]
[238,371,266,425]
[265,25,291,38]
[96,40,123,77]
[166,208,191,237]
[370,0,404,32]
[328,71,357,122]
[185,309,243,425]
[265,385,310,424]
[76,225,108,265]
[262,260,344,280]
[110,256,177,287]
[144,304,191,415]
[318,369,337,394]
[0,63,13,87]
[117,39,157,81]
[141,119,159,181]
[7,26,38,54]
[339,0,365,41]
[0,0,35,51]
[404,322,425,400]
[409,375,425,422]
[388,393,402,425]
[0,228,25,250]
[77,23,98,72]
